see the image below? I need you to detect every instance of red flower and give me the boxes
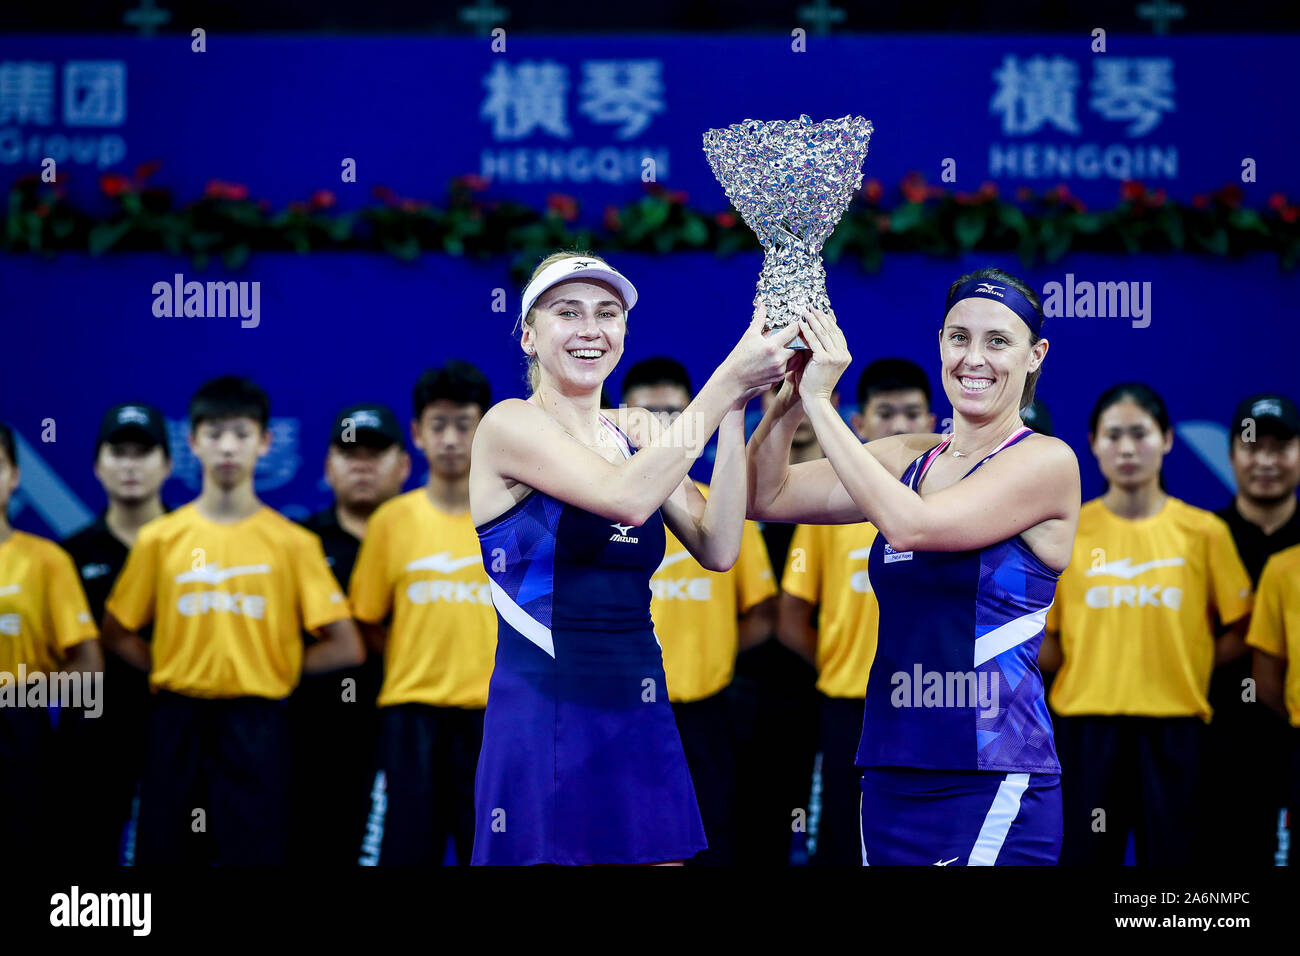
[1016,186,1033,202]
[1192,193,1209,210]
[1052,183,1072,201]
[1282,206,1299,224]
[863,178,883,203]
[900,172,928,204]
[547,193,579,221]
[1119,180,1146,202]
[99,172,131,197]
[453,173,490,192]
[371,185,397,203]
[133,160,163,183]
[1214,184,1243,208]
[978,180,998,201]
[33,203,50,218]
[204,180,248,201]
[603,204,622,231]
[715,211,737,228]
[1268,192,1288,212]
[309,189,336,210]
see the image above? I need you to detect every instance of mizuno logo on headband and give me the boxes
[945,276,1042,337]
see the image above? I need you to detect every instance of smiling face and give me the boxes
[1090,399,1173,492]
[523,278,627,393]
[939,298,1045,421]
[1231,431,1300,506]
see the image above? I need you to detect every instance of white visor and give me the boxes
[519,257,638,325]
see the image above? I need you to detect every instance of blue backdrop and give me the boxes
[3,33,1296,540]
[2,249,1292,539]
[2,34,1296,212]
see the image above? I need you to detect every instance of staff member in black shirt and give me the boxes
[1210,393,1300,865]
[61,402,172,865]
[291,403,410,865]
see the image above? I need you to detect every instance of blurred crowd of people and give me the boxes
[0,356,1296,866]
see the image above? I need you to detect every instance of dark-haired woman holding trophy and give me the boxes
[747,267,1081,866]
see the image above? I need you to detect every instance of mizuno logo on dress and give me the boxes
[1084,556,1185,579]
[610,523,639,544]
[174,563,271,585]
[405,552,483,574]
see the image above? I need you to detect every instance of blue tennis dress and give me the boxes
[858,426,1063,866]
[471,416,707,865]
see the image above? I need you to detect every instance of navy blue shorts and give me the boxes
[859,767,1061,866]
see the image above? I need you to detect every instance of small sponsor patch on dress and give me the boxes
[883,544,913,564]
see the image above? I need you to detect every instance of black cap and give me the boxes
[331,404,404,449]
[1232,393,1299,441]
[97,403,169,454]
[1020,397,1054,437]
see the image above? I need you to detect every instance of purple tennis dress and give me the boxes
[471,416,707,865]
[858,426,1063,865]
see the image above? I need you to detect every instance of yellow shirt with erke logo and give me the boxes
[652,484,776,703]
[1047,497,1252,720]
[781,522,881,699]
[1246,542,1300,727]
[0,531,98,675]
[349,490,497,709]
[106,504,350,700]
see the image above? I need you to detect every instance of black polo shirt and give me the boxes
[62,514,129,627]
[299,506,361,592]
[62,511,165,636]
[60,512,155,774]
[1216,498,1300,587]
